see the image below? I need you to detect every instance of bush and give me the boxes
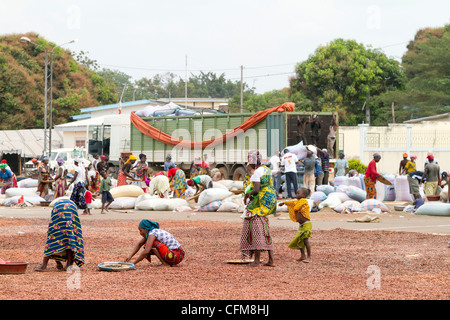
[348,159,367,174]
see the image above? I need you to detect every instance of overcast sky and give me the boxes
[1,0,449,94]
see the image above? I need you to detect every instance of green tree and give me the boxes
[375,24,450,123]
[290,38,406,125]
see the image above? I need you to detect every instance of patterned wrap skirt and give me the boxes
[240,215,273,260]
[365,176,377,199]
[70,182,87,210]
[43,200,85,267]
[54,177,66,199]
[172,170,187,199]
[146,240,185,266]
[288,222,312,250]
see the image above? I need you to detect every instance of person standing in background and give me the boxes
[399,153,409,175]
[310,115,321,146]
[281,149,299,199]
[320,148,330,185]
[327,114,337,157]
[421,155,440,196]
[314,156,324,187]
[335,152,349,177]
[269,151,282,199]
[302,151,316,193]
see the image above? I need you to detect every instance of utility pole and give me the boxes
[185,54,188,108]
[391,102,395,123]
[240,65,243,113]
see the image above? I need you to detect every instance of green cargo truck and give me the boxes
[130,111,338,180]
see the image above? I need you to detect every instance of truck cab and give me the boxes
[46,148,90,173]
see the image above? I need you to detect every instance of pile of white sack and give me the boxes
[307,174,423,214]
[0,187,46,207]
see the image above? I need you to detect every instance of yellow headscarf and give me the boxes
[125,155,137,164]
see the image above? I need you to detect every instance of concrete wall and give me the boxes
[339,121,450,175]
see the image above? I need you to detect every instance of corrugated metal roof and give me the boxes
[0,129,63,157]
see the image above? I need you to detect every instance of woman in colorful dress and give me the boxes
[0,160,18,187]
[189,158,200,179]
[87,163,101,193]
[67,158,87,211]
[0,163,13,194]
[364,153,382,199]
[35,199,84,271]
[117,155,137,186]
[168,166,187,199]
[240,150,277,267]
[53,158,66,199]
[125,219,185,267]
[134,154,149,192]
[37,156,51,199]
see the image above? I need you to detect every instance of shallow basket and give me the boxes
[98,262,135,272]
[0,262,28,274]
[426,195,441,202]
[40,201,52,207]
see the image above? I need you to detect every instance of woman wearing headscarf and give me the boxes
[35,199,84,271]
[1,159,17,188]
[125,219,185,267]
[53,158,66,199]
[37,156,51,199]
[402,155,417,175]
[117,155,137,186]
[134,154,149,192]
[0,163,13,194]
[168,165,187,199]
[240,150,277,267]
[67,158,87,211]
[365,153,382,199]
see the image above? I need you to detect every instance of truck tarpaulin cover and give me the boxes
[130,102,295,149]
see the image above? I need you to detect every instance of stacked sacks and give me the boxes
[17,178,39,188]
[3,187,45,207]
[383,174,396,201]
[134,194,190,211]
[348,176,363,189]
[318,194,342,210]
[103,185,146,210]
[345,186,367,202]
[310,191,327,202]
[327,192,352,203]
[394,175,413,202]
[333,176,349,189]
[217,194,244,212]
[197,188,233,210]
[316,185,334,195]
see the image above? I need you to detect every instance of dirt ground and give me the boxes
[0,202,449,300]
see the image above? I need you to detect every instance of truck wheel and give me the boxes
[217,166,229,180]
[232,166,246,181]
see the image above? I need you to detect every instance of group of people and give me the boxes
[34,153,225,272]
[269,147,331,199]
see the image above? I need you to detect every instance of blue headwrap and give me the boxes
[138,219,159,237]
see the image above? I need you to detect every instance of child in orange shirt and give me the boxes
[279,187,312,263]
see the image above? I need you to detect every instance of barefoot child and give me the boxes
[279,187,312,263]
[100,171,114,214]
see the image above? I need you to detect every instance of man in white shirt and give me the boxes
[281,149,299,199]
[269,151,282,199]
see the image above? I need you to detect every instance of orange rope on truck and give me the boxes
[130,102,295,149]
